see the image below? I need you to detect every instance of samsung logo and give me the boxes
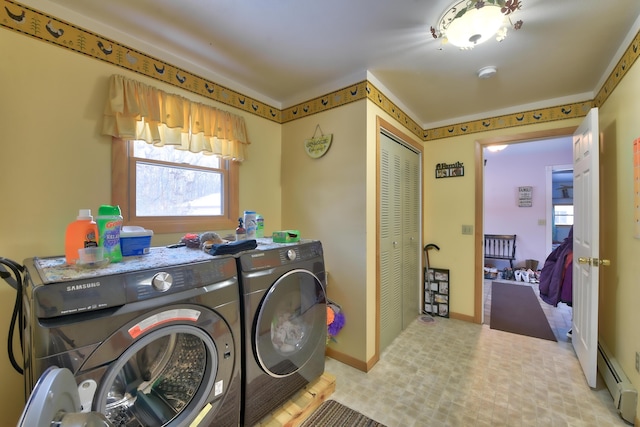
[67,282,101,292]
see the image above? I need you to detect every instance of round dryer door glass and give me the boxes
[95,326,217,427]
[255,269,327,377]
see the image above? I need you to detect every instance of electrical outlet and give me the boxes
[636,352,640,373]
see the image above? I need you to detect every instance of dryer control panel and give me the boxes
[238,240,323,271]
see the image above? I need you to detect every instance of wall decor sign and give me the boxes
[435,161,464,178]
[304,124,332,158]
[518,186,533,207]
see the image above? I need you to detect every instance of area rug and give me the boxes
[300,400,387,427]
[490,282,557,341]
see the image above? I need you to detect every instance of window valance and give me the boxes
[102,75,250,162]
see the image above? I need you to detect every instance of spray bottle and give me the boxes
[96,205,123,263]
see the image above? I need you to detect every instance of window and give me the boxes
[112,138,239,234]
[553,205,574,226]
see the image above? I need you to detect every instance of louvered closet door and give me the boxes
[380,132,420,352]
[401,146,420,329]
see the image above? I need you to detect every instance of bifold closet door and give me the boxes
[380,132,420,352]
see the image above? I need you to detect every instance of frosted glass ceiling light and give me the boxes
[486,144,508,152]
[432,0,523,50]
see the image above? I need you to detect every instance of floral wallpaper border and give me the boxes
[3,0,639,142]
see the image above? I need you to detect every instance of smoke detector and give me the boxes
[477,66,497,79]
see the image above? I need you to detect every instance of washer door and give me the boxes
[93,324,217,427]
[255,269,326,377]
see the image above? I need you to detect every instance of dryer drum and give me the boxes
[255,269,326,378]
[96,326,216,427]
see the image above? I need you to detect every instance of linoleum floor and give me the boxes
[325,279,627,426]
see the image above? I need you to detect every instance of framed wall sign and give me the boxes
[435,161,464,179]
[518,186,533,207]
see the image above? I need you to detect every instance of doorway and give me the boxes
[548,165,574,253]
[482,139,573,338]
[474,127,575,323]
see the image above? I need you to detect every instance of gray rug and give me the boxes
[490,282,557,341]
[300,400,386,427]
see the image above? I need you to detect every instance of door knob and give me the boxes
[578,257,611,266]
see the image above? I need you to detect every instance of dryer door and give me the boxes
[90,321,223,427]
[255,268,327,377]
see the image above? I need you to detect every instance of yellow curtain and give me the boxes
[102,75,250,161]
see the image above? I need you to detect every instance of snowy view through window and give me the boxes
[133,141,223,216]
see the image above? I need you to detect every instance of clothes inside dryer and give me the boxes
[257,269,325,377]
[97,327,215,426]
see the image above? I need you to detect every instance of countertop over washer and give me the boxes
[32,238,314,284]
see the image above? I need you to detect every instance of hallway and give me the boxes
[483,278,573,343]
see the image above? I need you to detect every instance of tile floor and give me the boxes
[325,279,628,427]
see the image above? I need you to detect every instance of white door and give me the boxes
[572,107,602,388]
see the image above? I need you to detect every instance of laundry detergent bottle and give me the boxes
[65,209,99,265]
[97,205,123,263]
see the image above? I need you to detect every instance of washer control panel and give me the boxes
[27,256,237,318]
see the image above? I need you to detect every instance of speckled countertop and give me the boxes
[31,238,311,284]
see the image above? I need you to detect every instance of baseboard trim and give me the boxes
[326,347,377,372]
[449,311,475,323]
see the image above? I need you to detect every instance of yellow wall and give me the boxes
[282,101,369,362]
[598,58,640,415]
[0,30,281,424]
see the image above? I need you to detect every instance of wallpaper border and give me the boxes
[3,0,638,142]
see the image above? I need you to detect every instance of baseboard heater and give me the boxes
[597,341,637,424]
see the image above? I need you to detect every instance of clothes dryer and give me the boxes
[236,239,327,426]
[22,247,241,427]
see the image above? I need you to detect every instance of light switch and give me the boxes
[462,225,473,235]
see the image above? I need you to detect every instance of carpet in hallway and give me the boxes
[490,282,557,341]
[300,400,387,427]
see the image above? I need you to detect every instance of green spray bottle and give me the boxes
[97,205,123,263]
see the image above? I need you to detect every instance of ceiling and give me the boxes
[40,0,640,128]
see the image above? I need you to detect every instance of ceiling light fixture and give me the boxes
[431,0,523,50]
[486,144,508,152]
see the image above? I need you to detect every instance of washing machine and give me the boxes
[21,247,241,427]
[237,239,327,426]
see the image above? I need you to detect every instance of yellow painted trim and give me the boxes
[2,0,639,140]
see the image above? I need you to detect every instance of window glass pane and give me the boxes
[136,162,223,216]
[554,205,574,225]
[133,140,220,168]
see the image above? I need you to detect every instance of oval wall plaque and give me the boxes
[304,134,332,158]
